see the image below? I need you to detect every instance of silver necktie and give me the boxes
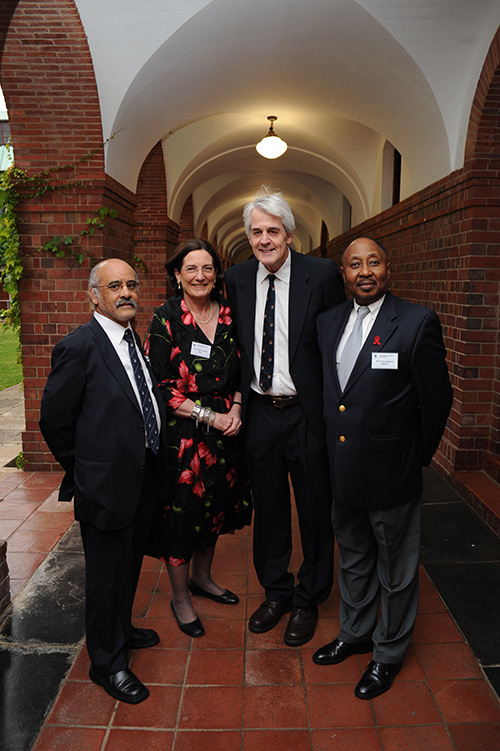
[337,306,370,391]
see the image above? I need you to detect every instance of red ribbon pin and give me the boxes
[373,335,381,346]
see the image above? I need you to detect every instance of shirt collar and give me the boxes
[93,311,133,346]
[354,293,386,317]
[257,248,291,285]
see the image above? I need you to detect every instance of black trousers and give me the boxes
[244,395,334,607]
[80,451,157,674]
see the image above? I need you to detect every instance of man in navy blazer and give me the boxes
[40,258,167,704]
[313,237,453,699]
[225,189,345,646]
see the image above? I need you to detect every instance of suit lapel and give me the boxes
[327,302,353,397]
[289,251,312,364]
[89,317,142,414]
[343,292,398,392]
[235,258,258,355]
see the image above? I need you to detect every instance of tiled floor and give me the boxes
[1,467,500,750]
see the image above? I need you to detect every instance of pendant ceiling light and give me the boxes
[255,116,288,159]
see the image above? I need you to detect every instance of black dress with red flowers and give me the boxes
[144,294,252,566]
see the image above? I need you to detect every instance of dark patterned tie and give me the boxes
[259,274,276,392]
[337,306,370,391]
[124,329,159,455]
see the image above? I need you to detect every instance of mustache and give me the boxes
[116,298,137,310]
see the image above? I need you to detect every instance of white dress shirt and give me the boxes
[251,251,297,395]
[336,294,386,368]
[93,312,161,435]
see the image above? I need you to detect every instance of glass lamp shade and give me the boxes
[255,133,288,159]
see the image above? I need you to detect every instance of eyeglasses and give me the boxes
[183,265,215,276]
[97,280,140,292]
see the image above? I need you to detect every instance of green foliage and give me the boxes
[0,324,23,388]
[0,164,23,333]
[15,450,27,470]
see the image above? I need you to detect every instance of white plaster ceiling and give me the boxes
[74,0,500,260]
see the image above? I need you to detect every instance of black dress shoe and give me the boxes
[248,600,292,633]
[355,660,402,699]
[313,638,373,665]
[188,579,239,604]
[284,606,318,646]
[128,626,160,649]
[170,601,205,637]
[89,666,149,704]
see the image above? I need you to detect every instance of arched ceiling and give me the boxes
[74,0,500,259]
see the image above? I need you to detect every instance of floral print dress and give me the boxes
[144,294,252,566]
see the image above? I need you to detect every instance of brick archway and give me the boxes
[1,0,136,469]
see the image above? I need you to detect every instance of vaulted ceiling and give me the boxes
[73,0,500,260]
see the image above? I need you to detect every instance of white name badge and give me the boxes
[191,341,212,359]
[372,352,398,369]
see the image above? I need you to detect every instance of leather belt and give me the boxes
[254,393,300,409]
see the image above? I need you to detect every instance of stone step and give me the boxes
[452,468,500,538]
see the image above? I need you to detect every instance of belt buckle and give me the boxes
[271,396,283,408]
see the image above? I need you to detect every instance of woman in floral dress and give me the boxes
[145,239,252,637]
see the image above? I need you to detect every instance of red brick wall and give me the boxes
[178,195,195,242]
[133,142,179,339]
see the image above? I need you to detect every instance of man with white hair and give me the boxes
[225,189,345,646]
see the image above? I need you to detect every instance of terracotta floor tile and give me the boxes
[113,685,182,728]
[397,647,426,680]
[136,567,161,592]
[132,589,155,619]
[195,594,246,619]
[244,623,291,650]
[244,685,308,729]
[104,728,174,750]
[371,681,442,726]
[412,612,463,643]
[147,590,176,619]
[0,518,22,537]
[311,728,383,751]
[66,648,91,682]
[245,648,302,685]
[379,724,455,750]
[179,686,244,729]
[138,616,196,648]
[243,729,312,751]
[6,551,47,579]
[429,679,500,723]
[32,726,106,751]
[5,487,54,504]
[130,647,189,685]
[417,586,447,614]
[174,730,243,751]
[302,647,365,685]
[6,527,64,553]
[211,549,249,572]
[0,501,41,520]
[21,472,64,489]
[187,648,244,685]
[46,680,116,726]
[413,642,483,680]
[307,683,375,728]
[191,618,246,650]
[21,511,74,532]
[447,722,500,751]
[0,470,24,497]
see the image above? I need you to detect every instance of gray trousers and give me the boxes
[332,497,421,664]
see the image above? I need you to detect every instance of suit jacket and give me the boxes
[224,249,346,441]
[39,316,168,530]
[317,292,453,509]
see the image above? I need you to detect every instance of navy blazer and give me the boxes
[40,317,168,530]
[317,292,453,509]
[224,249,345,441]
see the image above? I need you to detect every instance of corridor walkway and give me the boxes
[1,458,500,750]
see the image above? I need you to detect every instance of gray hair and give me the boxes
[88,260,138,303]
[243,187,296,236]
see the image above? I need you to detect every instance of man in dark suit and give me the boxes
[40,258,167,704]
[225,189,345,646]
[313,237,453,699]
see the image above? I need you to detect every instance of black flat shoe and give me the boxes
[170,601,205,637]
[188,578,239,605]
[355,660,402,700]
[313,637,373,665]
[89,666,149,704]
[284,606,318,646]
[128,626,160,649]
